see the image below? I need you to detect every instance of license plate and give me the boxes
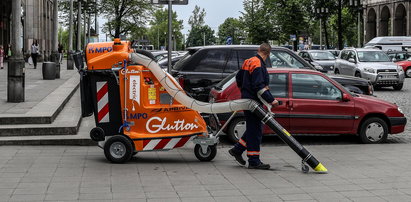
[382,75,397,79]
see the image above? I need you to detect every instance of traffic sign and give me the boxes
[151,0,188,5]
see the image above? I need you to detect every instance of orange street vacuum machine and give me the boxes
[74,39,327,173]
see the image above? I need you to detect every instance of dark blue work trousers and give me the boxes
[233,110,263,166]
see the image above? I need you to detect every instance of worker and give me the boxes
[229,43,279,170]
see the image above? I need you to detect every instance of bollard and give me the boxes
[42,62,56,80]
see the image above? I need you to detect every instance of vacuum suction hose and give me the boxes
[129,53,327,173]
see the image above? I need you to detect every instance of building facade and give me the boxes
[0,0,55,59]
[364,0,410,43]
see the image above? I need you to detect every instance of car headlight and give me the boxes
[315,65,323,70]
[397,65,404,73]
[398,107,404,114]
[364,67,375,73]
[330,66,334,70]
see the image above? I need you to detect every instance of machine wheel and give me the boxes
[194,144,217,162]
[406,67,411,78]
[393,83,403,90]
[104,135,133,163]
[355,71,361,78]
[227,117,246,144]
[334,68,340,74]
[359,117,388,144]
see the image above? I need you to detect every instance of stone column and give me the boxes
[51,0,60,78]
[390,3,394,36]
[8,0,25,102]
[376,5,380,36]
[67,0,74,69]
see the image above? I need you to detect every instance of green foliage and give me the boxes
[217,18,246,45]
[99,0,155,38]
[329,7,358,47]
[146,9,184,50]
[186,6,216,47]
[186,26,216,47]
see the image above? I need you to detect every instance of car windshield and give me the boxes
[357,51,391,62]
[310,52,336,60]
[270,51,305,68]
[172,51,193,70]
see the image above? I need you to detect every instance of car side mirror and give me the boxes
[342,93,351,102]
[348,58,356,63]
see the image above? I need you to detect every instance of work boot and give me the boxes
[248,162,270,170]
[228,148,246,166]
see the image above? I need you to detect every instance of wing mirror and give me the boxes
[342,93,351,102]
[348,58,356,63]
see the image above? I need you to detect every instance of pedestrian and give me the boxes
[58,43,63,64]
[0,45,4,69]
[228,43,279,170]
[31,40,39,69]
[7,44,12,59]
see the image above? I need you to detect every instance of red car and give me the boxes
[396,59,411,78]
[209,68,406,144]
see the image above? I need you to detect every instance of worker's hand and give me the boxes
[271,100,279,107]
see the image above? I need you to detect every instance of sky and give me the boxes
[98,0,245,42]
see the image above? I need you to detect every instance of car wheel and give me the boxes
[406,67,411,78]
[227,117,246,144]
[359,117,388,144]
[355,72,361,78]
[104,135,134,163]
[334,68,340,74]
[393,83,403,90]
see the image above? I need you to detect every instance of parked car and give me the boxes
[328,50,341,58]
[334,48,405,90]
[298,50,336,73]
[209,68,406,144]
[395,58,411,78]
[172,45,372,101]
[386,51,411,62]
[158,55,185,70]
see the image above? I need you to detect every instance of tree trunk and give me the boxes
[323,17,330,49]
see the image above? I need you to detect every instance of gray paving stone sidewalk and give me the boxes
[0,143,411,201]
[0,60,77,115]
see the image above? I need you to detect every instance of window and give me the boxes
[269,73,288,98]
[340,51,348,60]
[195,49,229,73]
[225,51,239,73]
[292,73,342,100]
[270,51,305,68]
[347,51,356,61]
[238,50,257,67]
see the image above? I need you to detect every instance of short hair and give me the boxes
[259,43,271,55]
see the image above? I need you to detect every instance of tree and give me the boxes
[240,0,277,44]
[99,0,156,38]
[146,9,184,50]
[217,18,246,45]
[186,25,216,47]
[264,0,310,50]
[186,6,216,47]
[188,6,206,28]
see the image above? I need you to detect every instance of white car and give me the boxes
[334,48,405,90]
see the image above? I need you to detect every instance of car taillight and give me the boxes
[178,77,185,89]
[369,84,374,95]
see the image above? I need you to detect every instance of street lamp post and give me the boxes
[67,0,74,70]
[316,7,329,50]
[51,0,60,78]
[8,0,25,102]
[349,0,363,48]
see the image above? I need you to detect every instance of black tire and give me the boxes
[334,68,340,74]
[359,117,388,144]
[104,135,133,163]
[194,144,217,162]
[355,71,361,78]
[227,117,246,144]
[393,83,403,90]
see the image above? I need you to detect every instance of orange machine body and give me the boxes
[86,40,207,152]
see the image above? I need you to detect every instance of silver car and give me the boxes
[334,48,405,90]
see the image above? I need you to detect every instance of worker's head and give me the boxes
[258,43,271,60]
